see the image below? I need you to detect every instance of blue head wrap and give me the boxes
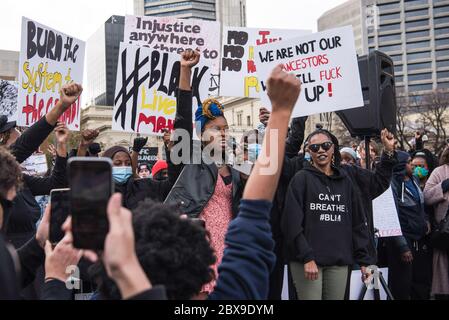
[195,98,224,134]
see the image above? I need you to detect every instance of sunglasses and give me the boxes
[308,142,334,153]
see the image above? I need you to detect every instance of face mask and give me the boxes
[413,166,429,179]
[112,166,133,184]
[248,143,262,163]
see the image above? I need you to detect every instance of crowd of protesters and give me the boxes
[0,50,449,301]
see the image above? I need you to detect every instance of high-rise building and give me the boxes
[366,0,449,95]
[318,0,369,55]
[314,0,449,140]
[319,0,449,97]
[0,50,19,81]
[86,15,124,106]
[134,0,246,26]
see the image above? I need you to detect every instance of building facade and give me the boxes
[86,15,125,106]
[0,50,19,81]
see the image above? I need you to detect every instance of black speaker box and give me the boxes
[336,50,397,138]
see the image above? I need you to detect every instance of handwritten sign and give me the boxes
[124,15,220,95]
[220,27,310,98]
[373,187,403,238]
[20,153,48,176]
[17,17,85,130]
[0,80,18,121]
[254,26,363,117]
[112,43,210,136]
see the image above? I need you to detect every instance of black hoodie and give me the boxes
[281,162,372,267]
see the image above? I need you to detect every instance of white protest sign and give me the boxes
[112,43,210,136]
[220,27,310,98]
[373,186,402,238]
[254,25,364,117]
[0,80,18,122]
[17,17,85,131]
[20,153,48,176]
[124,15,220,95]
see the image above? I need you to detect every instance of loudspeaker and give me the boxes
[336,50,397,138]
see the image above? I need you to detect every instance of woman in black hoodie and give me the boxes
[282,128,372,300]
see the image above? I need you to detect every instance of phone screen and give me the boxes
[69,158,113,250]
[50,189,70,244]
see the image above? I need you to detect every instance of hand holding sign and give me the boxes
[267,64,301,115]
[181,49,201,69]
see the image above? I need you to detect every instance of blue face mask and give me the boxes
[112,166,133,184]
[413,166,429,179]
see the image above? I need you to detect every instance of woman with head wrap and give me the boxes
[164,49,245,296]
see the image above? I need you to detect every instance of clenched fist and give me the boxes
[267,64,301,115]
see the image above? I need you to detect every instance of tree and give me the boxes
[419,91,449,155]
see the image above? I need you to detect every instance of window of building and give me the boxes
[408,83,433,91]
[247,116,251,127]
[395,64,404,73]
[406,30,430,39]
[396,75,404,83]
[408,72,432,81]
[404,0,428,8]
[437,70,449,78]
[436,37,449,47]
[379,2,400,12]
[406,40,430,50]
[379,44,403,52]
[380,12,401,22]
[437,60,449,68]
[434,16,449,25]
[436,48,449,57]
[368,37,375,45]
[391,54,403,63]
[379,33,402,42]
[237,112,242,126]
[405,8,429,19]
[407,51,431,61]
[437,81,449,88]
[379,23,401,32]
[433,5,449,15]
[408,61,432,70]
[435,27,449,37]
[405,19,428,28]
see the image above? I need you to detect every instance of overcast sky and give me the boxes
[0,0,348,51]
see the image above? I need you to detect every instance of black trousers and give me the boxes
[387,237,433,300]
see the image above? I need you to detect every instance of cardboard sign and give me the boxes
[220,27,310,98]
[124,15,220,95]
[17,17,85,130]
[254,26,363,118]
[0,80,18,121]
[112,43,210,135]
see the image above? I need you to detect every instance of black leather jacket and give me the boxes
[164,90,244,217]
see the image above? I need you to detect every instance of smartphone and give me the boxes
[49,188,70,244]
[68,157,114,250]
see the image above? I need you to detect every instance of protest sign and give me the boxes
[220,27,310,98]
[17,17,85,130]
[254,26,363,118]
[129,146,159,165]
[20,153,48,176]
[373,186,402,238]
[0,80,18,121]
[112,43,210,136]
[124,15,220,95]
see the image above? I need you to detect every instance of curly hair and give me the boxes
[0,147,22,197]
[90,199,216,300]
